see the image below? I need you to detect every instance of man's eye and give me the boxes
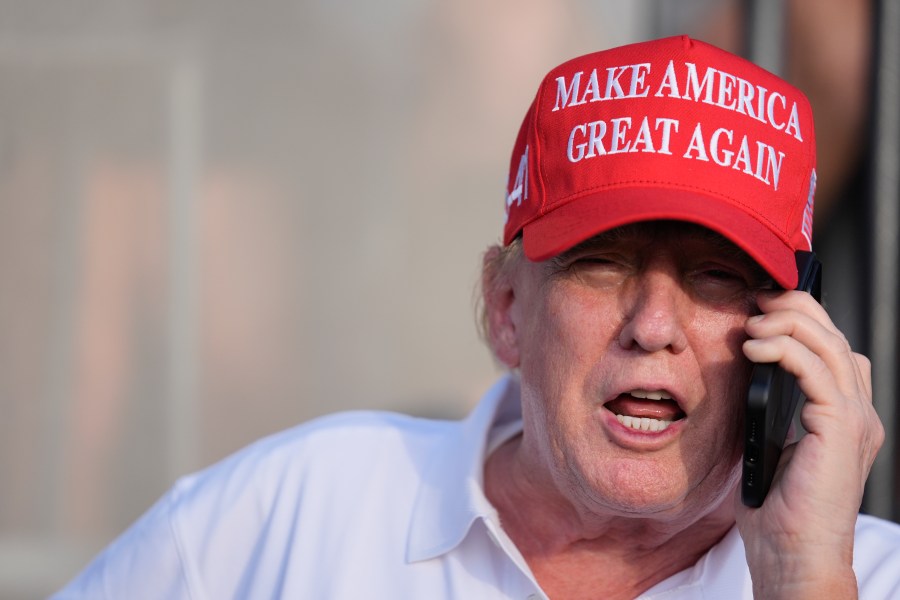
[578,257,617,266]
[689,265,756,303]
[571,254,631,270]
[564,255,632,287]
[700,268,743,282]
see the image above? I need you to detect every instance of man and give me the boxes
[55,36,897,599]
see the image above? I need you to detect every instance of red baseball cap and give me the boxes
[503,35,817,289]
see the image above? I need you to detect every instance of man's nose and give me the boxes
[617,268,689,354]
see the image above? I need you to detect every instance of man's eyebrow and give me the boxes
[685,230,777,287]
[543,227,645,276]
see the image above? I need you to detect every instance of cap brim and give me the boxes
[522,187,799,289]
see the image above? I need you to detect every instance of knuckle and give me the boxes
[871,411,886,448]
[853,352,872,374]
[823,328,849,355]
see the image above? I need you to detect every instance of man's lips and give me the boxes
[604,391,686,433]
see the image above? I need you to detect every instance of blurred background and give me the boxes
[0,0,897,596]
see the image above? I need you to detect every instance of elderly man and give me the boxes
[56,36,897,599]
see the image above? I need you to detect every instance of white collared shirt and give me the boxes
[54,375,900,599]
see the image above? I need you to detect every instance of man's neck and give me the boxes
[484,435,737,599]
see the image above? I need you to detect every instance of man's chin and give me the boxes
[574,461,741,522]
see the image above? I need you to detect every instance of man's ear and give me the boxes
[482,246,520,369]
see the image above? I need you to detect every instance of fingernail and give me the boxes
[747,314,765,325]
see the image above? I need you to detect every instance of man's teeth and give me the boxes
[615,414,672,432]
[628,390,672,400]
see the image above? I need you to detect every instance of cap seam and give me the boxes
[532,72,551,219]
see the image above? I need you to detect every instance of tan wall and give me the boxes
[0,1,660,596]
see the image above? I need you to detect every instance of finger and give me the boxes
[749,291,874,424]
[756,289,833,331]
[854,352,873,400]
[755,290,869,394]
[744,335,881,478]
[745,310,862,399]
[742,334,866,416]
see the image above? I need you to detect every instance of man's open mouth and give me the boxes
[604,390,686,433]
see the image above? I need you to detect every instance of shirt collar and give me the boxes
[638,525,751,598]
[405,374,522,563]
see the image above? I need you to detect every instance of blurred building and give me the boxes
[0,1,893,597]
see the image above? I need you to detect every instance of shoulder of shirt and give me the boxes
[165,410,459,510]
[53,410,466,598]
[220,409,456,463]
[854,513,900,595]
[855,512,900,548]
[855,512,900,543]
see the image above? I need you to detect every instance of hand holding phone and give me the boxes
[741,250,822,508]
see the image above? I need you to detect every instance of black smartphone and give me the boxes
[741,250,822,508]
